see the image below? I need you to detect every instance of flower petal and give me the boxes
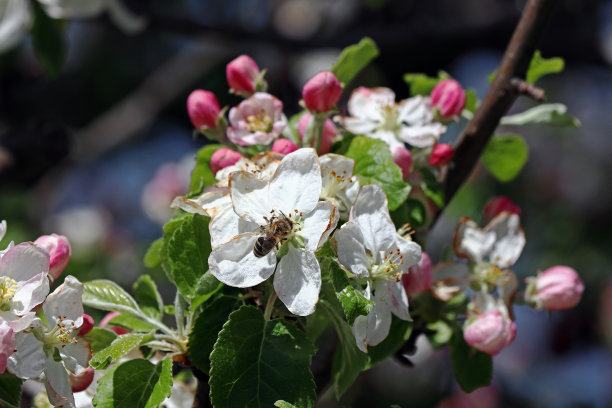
[229,171,271,225]
[485,212,525,268]
[319,154,355,176]
[209,232,276,287]
[209,207,257,249]
[370,130,403,150]
[269,148,321,215]
[274,246,321,316]
[385,280,411,321]
[339,116,378,136]
[398,123,446,148]
[7,332,45,378]
[334,222,370,278]
[348,87,395,121]
[361,285,392,347]
[61,340,92,375]
[0,242,49,282]
[431,262,470,301]
[301,201,337,251]
[349,185,396,255]
[44,356,75,408]
[0,220,6,243]
[352,315,369,353]
[453,217,495,262]
[43,275,84,327]
[0,310,35,332]
[397,95,433,125]
[12,272,49,315]
[396,235,422,272]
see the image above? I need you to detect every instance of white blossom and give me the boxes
[319,154,359,220]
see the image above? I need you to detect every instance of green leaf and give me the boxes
[188,295,238,374]
[143,238,162,268]
[526,50,564,84]
[275,401,299,408]
[323,257,373,325]
[164,214,211,301]
[133,275,163,319]
[500,103,580,127]
[82,280,140,315]
[90,333,148,370]
[108,314,157,332]
[31,2,64,78]
[84,328,118,353]
[319,288,368,399]
[189,144,224,195]
[209,306,316,408]
[464,89,478,113]
[366,317,412,367]
[480,134,529,182]
[403,71,449,96]
[93,358,172,408]
[345,136,411,210]
[190,271,223,311]
[390,198,427,229]
[0,372,22,408]
[331,37,379,85]
[426,321,453,349]
[449,333,493,393]
[420,167,444,208]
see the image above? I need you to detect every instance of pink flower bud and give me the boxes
[99,311,129,335]
[483,196,521,223]
[0,323,15,374]
[187,90,221,130]
[297,113,338,154]
[271,138,298,155]
[402,252,432,296]
[302,71,342,113]
[391,145,413,179]
[79,314,95,336]
[528,266,584,310]
[210,148,243,175]
[226,55,260,94]
[429,143,454,167]
[430,79,466,120]
[70,367,95,393]
[34,234,71,280]
[464,310,516,355]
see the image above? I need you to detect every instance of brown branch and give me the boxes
[510,77,546,101]
[434,0,557,227]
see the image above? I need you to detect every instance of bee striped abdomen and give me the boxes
[253,236,277,257]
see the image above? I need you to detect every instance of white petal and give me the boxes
[370,130,403,150]
[339,116,378,136]
[352,315,369,353]
[398,123,446,148]
[397,95,433,125]
[229,171,272,225]
[209,207,257,249]
[209,233,276,287]
[485,213,525,268]
[396,235,422,272]
[61,340,92,375]
[0,220,6,242]
[385,280,411,321]
[43,276,84,327]
[274,246,321,316]
[431,262,470,301]
[454,217,495,262]
[334,222,370,278]
[301,202,337,251]
[1,310,35,332]
[12,272,49,315]
[319,154,355,176]
[319,203,339,247]
[0,243,49,282]
[269,148,321,215]
[348,87,395,121]
[44,356,75,408]
[7,332,45,378]
[363,286,392,347]
[349,185,396,255]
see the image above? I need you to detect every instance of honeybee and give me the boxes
[253,213,294,257]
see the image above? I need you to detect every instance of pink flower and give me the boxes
[226,55,260,94]
[187,90,221,130]
[526,266,584,310]
[271,139,298,155]
[297,113,337,154]
[210,148,243,175]
[464,309,516,355]
[402,252,432,296]
[483,196,521,223]
[429,143,454,167]
[391,145,413,179]
[70,367,95,393]
[79,314,95,336]
[226,93,285,146]
[430,79,466,120]
[0,322,15,374]
[302,71,342,113]
[34,234,71,280]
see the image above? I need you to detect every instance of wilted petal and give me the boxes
[485,213,525,268]
[0,243,49,282]
[229,171,271,225]
[349,185,396,255]
[301,202,336,251]
[43,276,84,327]
[431,262,470,301]
[454,217,495,262]
[269,149,321,215]
[44,356,75,408]
[334,222,370,278]
[209,233,276,287]
[7,332,45,378]
[274,246,321,316]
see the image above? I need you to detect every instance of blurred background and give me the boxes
[0,0,610,406]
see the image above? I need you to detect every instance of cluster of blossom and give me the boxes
[180,55,585,354]
[0,221,97,406]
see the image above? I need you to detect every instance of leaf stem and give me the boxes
[263,291,277,321]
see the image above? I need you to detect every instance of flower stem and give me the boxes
[263,291,277,321]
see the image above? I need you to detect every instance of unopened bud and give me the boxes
[70,367,95,393]
[226,55,260,94]
[429,143,454,167]
[302,71,342,113]
[483,196,521,223]
[99,312,129,335]
[210,148,243,175]
[187,90,221,131]
[430,79,466,120]
[526,266,584,310]
[464,310,516,355]
[297,113,337,154]
[402,252,432,296]
[271,138,298,155]
[34,234,71,280]
[391,146,413,179]
[79,314,95,336]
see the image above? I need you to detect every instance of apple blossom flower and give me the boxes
[297,113,337,154]
[402,252,433,296]
[334,185,422,351]
[463,293,516,355]
[34,234,71,280]
[271,138,298,155]
[319,154,359,220]
[302,71,342,113]
[525,265,584,310]
[210,148,243,175]
[8,276,91,408]
[338,87,447,149]
[430,79,467,120]
[226,55,260,95]
[226,93,285,146]
[483,196,521,223]
[391,145,413,179]
[187,89,221,131]
[0,320,15,373]
[208,148,337,316]
[429,143,454,167]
